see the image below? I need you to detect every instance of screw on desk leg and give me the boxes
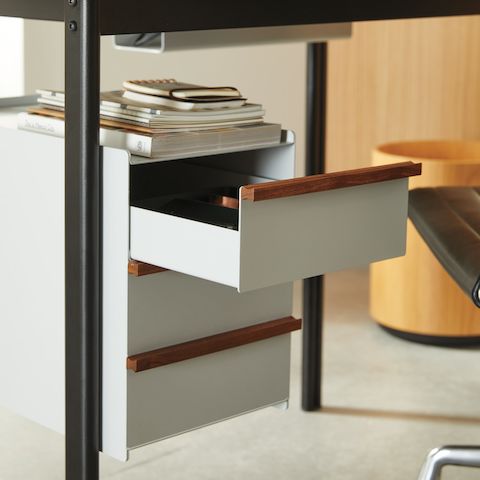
[302,42,327,412]
[65,0,101,479]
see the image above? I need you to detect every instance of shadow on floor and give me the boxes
[320,406,480,425]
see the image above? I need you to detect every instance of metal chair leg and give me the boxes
[417,446,480,480]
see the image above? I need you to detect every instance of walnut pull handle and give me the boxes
[241,161,422,202]
[128,259,168,276]
[127,316,301,373]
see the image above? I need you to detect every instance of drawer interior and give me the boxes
[130,133,296,232]
[129,131,295,202]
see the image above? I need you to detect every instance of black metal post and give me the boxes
[64,0,101,479]
[302,42,327,411]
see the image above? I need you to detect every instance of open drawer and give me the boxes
[130,132,421,292]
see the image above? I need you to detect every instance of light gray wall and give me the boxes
[24,20,307,175]
[0,18,24,96]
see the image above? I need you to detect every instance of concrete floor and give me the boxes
[1,268,479,480]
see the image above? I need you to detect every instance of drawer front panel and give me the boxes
[238,178,409,291]
[128,271,293,354]
[127,334,291,449]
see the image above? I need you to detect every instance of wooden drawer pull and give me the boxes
[128,259,168,276]
[127,316,301,373]
[241,161,422,202]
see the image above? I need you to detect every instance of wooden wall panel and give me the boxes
[327,16,480,172]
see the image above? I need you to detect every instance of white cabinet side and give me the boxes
[102,147,130,461]
[0,128,65,432]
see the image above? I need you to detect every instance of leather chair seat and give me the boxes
[409,187,480,307]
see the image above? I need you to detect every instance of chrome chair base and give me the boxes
[418,446,480,480]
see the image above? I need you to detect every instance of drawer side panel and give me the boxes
[102,147,131,461]
[130,207,240,287]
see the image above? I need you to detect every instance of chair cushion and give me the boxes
[409,187,480,307]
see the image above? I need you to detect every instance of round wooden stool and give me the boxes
[370,140,480,345]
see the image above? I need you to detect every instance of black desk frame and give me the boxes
[1,2,479,479]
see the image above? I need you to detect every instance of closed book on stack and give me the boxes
[121,79,247,110]
[19,81,282,160]
[17,111,281,161]
[36,89,264,130]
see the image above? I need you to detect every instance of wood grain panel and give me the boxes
[326,16,480,173]
[329,17,480,336]
[241,161,421,201]
[127,316,301,373]
[370,142,480,336]
[128,259,168,276]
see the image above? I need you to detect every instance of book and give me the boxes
[100,104,264,123]
[36,90,263,127]
[123,79,242,100]
[122,89,246,111]
[101,90,263,121]
[29,106,160,134]
[17,112,282,159]
[29,106,264,133]
[37,89,254,117]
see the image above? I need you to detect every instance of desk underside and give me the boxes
[1,0,480,35]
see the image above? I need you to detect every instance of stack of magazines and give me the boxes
[17,79,282,161]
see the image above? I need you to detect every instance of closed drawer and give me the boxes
[127,333,292,449]
[127,271,294,353]
[125,271,297,451]
[130,137,421,292]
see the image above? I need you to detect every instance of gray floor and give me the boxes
[1,268,479,480]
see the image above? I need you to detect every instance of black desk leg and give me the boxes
[65,1,101,479]
[302,42,327,411]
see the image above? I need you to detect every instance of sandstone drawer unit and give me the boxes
[0,100,299,462]
[104,143,301,459]
[0,97,419,463]
[0,100,300,460]
[130,131,421,292]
